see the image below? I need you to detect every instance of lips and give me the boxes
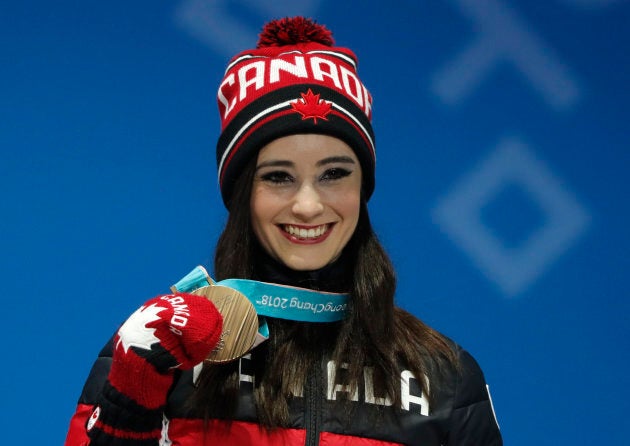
[281,224,331,242]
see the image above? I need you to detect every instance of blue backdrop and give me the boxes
[2,1,628,444]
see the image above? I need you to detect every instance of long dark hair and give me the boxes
[192,157,457,427]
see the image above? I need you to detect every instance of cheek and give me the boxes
[336,191,362,230]
[250,189,265,235]
[250,188,278,237]
[339,176,362,225]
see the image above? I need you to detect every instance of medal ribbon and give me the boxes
[171,265,349,341]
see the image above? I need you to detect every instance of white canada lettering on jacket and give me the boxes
[218,53,372,120]
[236,356,429,415]
[326,360,430,415]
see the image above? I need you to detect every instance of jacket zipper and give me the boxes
[304,361,322,446]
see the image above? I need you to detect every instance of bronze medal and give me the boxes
[191,285,259,363]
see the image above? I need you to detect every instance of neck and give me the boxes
[252,243,352,293]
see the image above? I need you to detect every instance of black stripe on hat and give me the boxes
[217,84,375,206]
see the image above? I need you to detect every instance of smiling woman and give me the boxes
[251,134,362,271]
[65,16,502,446]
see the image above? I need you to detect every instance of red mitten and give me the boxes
[87,293,222,444]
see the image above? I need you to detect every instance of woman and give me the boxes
[65,17,502,445]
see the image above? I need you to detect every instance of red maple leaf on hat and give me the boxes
[291,89,332,123]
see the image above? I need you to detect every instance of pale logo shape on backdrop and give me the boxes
[432,138,590,296]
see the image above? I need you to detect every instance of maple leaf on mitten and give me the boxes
[86,293,222,445]
[108,294,223,408]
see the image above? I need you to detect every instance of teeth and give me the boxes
[285,224,328,239]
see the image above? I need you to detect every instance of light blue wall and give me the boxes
[2,1,628,444]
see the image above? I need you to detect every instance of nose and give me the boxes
[291,182,324,220]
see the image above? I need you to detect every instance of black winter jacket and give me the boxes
[66,335,502,445]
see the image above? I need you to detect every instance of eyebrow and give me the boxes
[256,156,356,171]
[317,156,356,167]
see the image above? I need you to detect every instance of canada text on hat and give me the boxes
[218,48,373,121]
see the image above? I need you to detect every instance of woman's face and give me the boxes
[250,134,362,271]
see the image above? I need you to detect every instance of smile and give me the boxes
[282,224,330,240]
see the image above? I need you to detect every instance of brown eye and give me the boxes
[260,171,294,184]
[320,168,352,182]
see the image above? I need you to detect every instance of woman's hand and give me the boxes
[86,293,222,444]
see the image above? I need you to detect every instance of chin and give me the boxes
[283,256,330,272]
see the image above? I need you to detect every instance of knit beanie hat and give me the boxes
[216,17,375,207]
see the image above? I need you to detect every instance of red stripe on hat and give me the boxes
[219,108,297,186]
[219,106,374,187]
[329,109,375,160]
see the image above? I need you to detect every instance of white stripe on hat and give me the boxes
[218,99,295,181]
[218,98,375,184]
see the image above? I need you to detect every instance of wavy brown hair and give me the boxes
[191,157,457,427]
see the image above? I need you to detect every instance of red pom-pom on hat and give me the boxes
[257,16,334,48]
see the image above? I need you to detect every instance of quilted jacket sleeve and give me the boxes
[445,348,502,446]
[65,338,114,446]
[65,337,166,446]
